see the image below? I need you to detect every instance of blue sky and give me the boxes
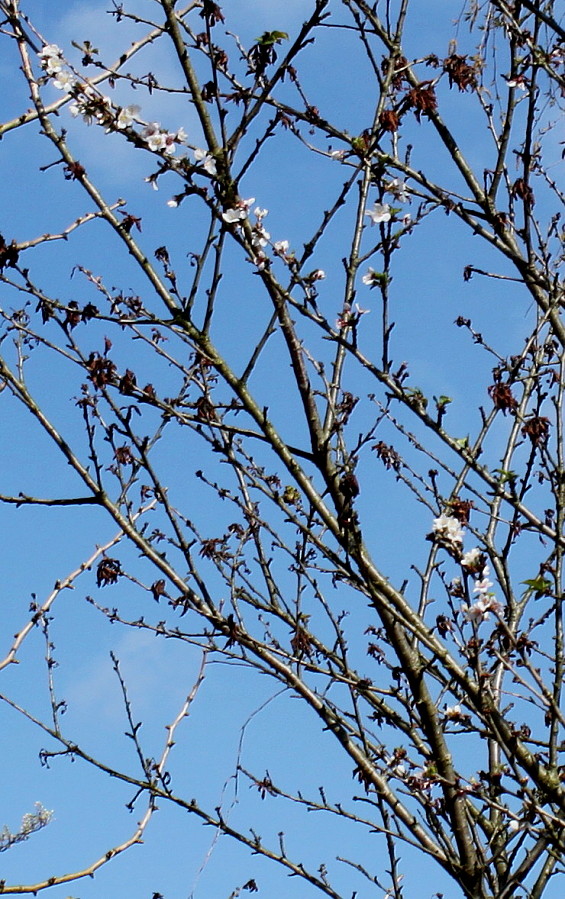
[1,1,563,898]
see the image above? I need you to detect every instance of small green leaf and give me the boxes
[494,468,517,484]
[256,31,289,46]
[521,576,551,598]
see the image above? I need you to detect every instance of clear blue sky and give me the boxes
[1,1,561,898]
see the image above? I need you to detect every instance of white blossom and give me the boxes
[365,202,391,225]
[252,225,270,249]
[362,268,380,286]
[116,105,140,129]
[387,178,409,202]
[194,148,217,176]
[274,240,290,255]
[473,571,493,596]
[52,70,75,92]
[39,44,64,74]
[463,594,504,623]
[163,133,178,155]
[222,197,255,224]
[432,513,464,545]
[142,123,167,152]
[39,43,63,60]
[462,547,482,569]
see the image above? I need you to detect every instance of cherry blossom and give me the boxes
[463,595,504,623]
[52,70,75,92]
[116,105,141,129]
[473,571,494,596]
[39,44,64,75]
[362,268,381,287]
[193,148,217,176]
[432,513,464,545]
[68,87,112,125]
[336,302,370,329]
[461,547,481,568]
[505,74,528,91]
[251,225,270,249]
[365,202,391,225]
[386,178,409,202]
[222,197,255,224]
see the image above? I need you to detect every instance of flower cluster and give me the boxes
[220,202,298,273]
[432,512,465,550]
[38,44,188,158]
[250,206,270,269]
[432,513,503,624]
[462,561,503,623]
[39,44,64,75]
[141,122,185,155]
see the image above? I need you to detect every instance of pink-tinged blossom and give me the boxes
[310,269,325,281]
[505,74,528,91]
[142,123,167,152]
[336,302,370,329]
[253,253,268,270]
[222,197,255,224]
[163,133,178,155]
[473,571,493,596]
[193,148,217,176]
[463,595,504,623]
[365,202,391,225]
[274,240,289,255]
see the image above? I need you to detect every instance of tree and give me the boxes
[0,0,564,896]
